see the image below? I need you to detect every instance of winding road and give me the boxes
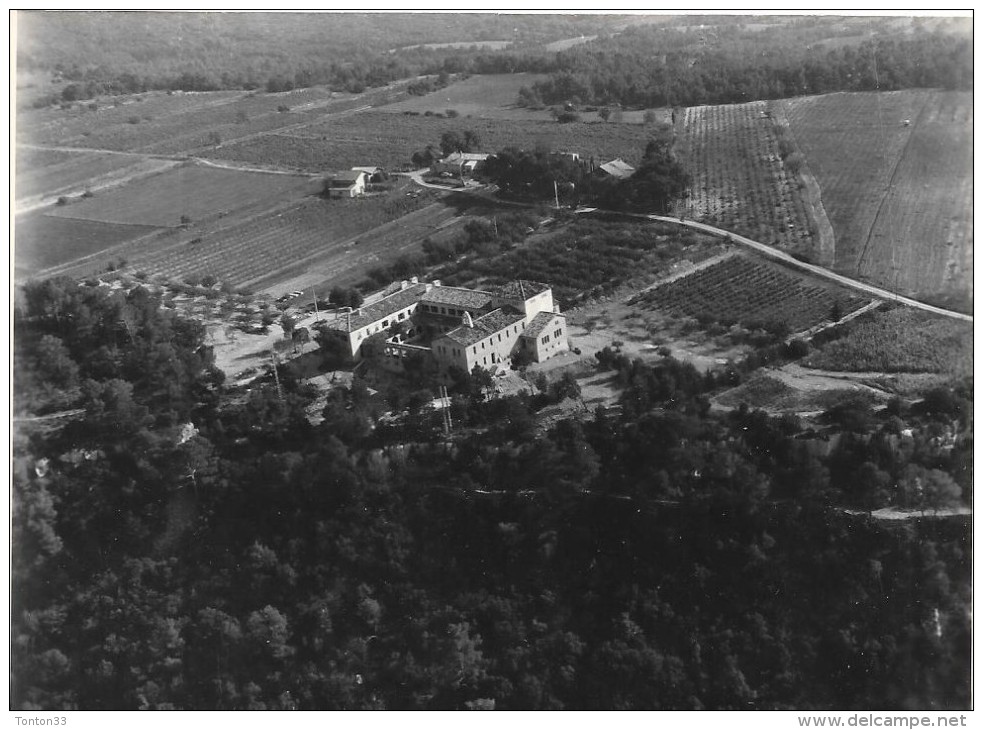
[643,215,973,323]
[399,171,972,324]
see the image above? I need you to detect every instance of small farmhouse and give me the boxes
[351,166,385,182]
[321,278,569,376]
[328,170,369,198]
[431,151,490,177]
[597,158,636,180]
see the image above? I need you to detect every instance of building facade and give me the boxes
[321,278,569,375]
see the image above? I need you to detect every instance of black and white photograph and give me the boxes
[10,10,973,716]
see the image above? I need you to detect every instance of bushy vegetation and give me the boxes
[12,278,972,709]
[805,308,973,376]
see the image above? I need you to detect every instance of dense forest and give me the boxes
[12,277,971,710]
[518,26,973,109]
[18,13,971,108]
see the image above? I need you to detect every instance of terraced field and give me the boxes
[638,254,869,333]
[677,100,817,256]
[118,181,448,288]
[784,90,972,304]
[202,109,655,172]
[19,83,411,156]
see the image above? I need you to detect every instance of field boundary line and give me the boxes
[627,250,738,303]
[792,299,884,341]
[853,94,930,277]
[191,157,318,177]
[773,100,837,267]
[16,158,184,216]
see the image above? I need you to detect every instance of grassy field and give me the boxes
[637,254,869,333]
[203,109,656,172]
[378,73,550,120]
[376,72,667,124]
[15,214,160,278]
[46,164,316,228]
[804,308,973,377]
[784,90,972,304]
[15,150,153,200]
[677,100,817,256]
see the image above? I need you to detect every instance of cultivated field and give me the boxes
[17,89,245,147]
[15,214,160,278]
[116,180,448,289]
[202,110,656,172]
[637,254,870,333]
[804,308,973,377]
[439,218,725,306]
[46,164,315,228]
[784,90,972,304]
[18,83,411,156]
[677,100,817,256]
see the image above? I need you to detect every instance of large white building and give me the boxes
[322,278,569,375]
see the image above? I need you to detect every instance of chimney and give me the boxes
[463,311,474,328]
[424,283,433,293]
[410,276,418,284]
[400,280,408,290]
[432,279,442,287]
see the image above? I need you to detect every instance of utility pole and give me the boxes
[312,289,320,323]
[554,180,560,209]
[440,385,453,436]
[270,349,282,399]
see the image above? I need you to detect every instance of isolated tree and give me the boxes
[598,106,611,121]
[280,313,296,339]
[440,131,465,156]
[643,109,658,125]
[462,129,481,152]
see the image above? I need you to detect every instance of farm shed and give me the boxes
[351,166,385,182]
[597,158,636,179]
[328,169,369,198]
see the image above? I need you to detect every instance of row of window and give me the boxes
[355,308,414,341]
[471,324,522,355]
[436,344,464,359]
[421,303,466,318]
